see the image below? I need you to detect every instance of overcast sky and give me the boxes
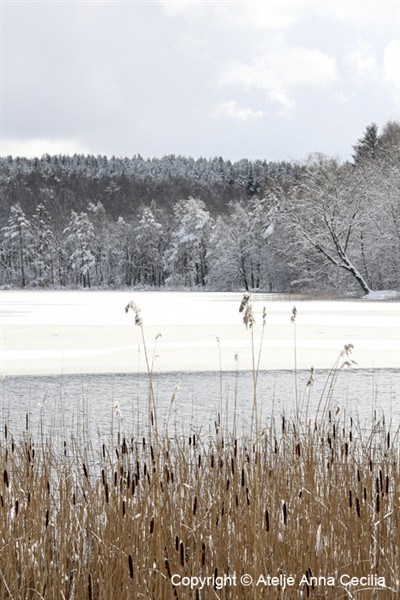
[1,0,399,162]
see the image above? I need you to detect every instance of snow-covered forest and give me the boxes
[1,122,399,295]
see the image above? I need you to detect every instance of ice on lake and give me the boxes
[1,290,399,438]
[1,290,399,376]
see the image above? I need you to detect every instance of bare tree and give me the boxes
[276,158,372,294]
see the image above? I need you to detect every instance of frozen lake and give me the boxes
[1,290,399,375]
[1,290,399,438]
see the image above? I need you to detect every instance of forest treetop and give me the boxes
[1,121,399,295]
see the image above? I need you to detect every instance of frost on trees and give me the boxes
[31,204,57,286]
[133,206,166,287]
[63,211,96,288]
[164,197,212,288]
[1,204,32,287]
[277,159,374,295]
[206,198,276,291]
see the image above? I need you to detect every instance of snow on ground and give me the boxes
[1,290,399,376]
[364,290,400,300]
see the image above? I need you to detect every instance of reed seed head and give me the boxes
[341,343,354,356]
[290,305,297,323]
[306,366,315,387]
[171,385,179,405]
[239,292,255,329]
[125,300,143,326]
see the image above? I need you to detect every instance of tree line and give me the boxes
[0,122,399,295]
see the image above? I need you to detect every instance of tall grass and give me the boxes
[0,412,399,599]
[1,296,399,599]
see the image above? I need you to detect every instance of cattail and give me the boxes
[356,497,361,518]
[290,305,297,323]
[282,502,287,525]
[193,496,197,516]
[265,509,270,532]
[104,482,109,504]
[165,557,172,578]
[128,555,134,579]
[88,573,93,600]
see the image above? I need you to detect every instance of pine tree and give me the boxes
[31,204,57,286]
[352,123,380,163]
[64,211,95,288]
[1,204,32,287]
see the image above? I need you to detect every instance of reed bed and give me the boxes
[0,410,399,599]
[1,295,399,599]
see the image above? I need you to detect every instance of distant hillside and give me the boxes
[0,154,292,228]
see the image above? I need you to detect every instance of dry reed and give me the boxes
[0,409,399,599]
[1,298,398,599]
